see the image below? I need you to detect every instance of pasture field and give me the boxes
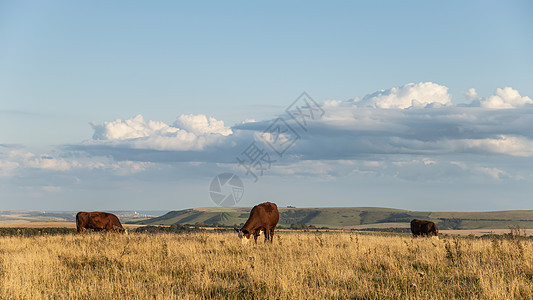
[0,232,532,299]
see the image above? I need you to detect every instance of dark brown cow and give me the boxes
[235,202,279,243]
[76,212,126,234]
[410,219,438,237]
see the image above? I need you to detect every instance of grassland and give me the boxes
[1,232,532,299]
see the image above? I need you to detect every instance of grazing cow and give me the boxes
[410,219,438,237]
[235,202,279,244]
[76,212,126,234]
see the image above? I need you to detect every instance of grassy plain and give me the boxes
[0,232,532,299]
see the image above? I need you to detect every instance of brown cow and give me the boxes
[410,219,438,237]
[235,202,279,244]
[76,212,126,234]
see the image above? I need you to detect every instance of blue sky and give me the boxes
[1,1,532,211]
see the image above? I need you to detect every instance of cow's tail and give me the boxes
[75,212,81,233]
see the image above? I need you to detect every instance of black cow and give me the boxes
[410,219,438,237]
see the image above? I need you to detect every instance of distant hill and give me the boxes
[134,207,533,230]
[4,208,532,230]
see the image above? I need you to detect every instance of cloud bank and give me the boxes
[4,82,533,212]
[67,83,533,165]
[4,82,533,185]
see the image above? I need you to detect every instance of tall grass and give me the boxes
[0,232,532,299]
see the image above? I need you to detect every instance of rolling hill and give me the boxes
[135,207,533,230]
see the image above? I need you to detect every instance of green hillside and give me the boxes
[136,207,533,230]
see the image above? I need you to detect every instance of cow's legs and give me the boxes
[264,226,270,242]
[269,228,275,242]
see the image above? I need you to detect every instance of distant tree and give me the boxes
[134,224,203,233]
[0,227,75,236]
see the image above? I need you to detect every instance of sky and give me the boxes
[1,1,532,212]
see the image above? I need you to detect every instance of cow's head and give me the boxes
[234,228,252,244]
[113,225,127,234]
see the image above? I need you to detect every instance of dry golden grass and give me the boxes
[0,232,532,299]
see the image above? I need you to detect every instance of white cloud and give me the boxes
[270,160,335,177]
[464,88,479,102]
[479,167,507,180]
[26,155,80,171]
[239,156,516,183]
[363,161,381,167]
[0,148,152,177]
[355,82,451,109]
[175,114,233,136]
[461,135,533,157]
[88,114,233,151]
[41,186,62,192]
[422,158,436,165]
[91,114,178,140]
[466,87,533,108]
[109,161,150,175]
[483,87,533,108]
[0,160,19,177]
[450,161,510,180]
